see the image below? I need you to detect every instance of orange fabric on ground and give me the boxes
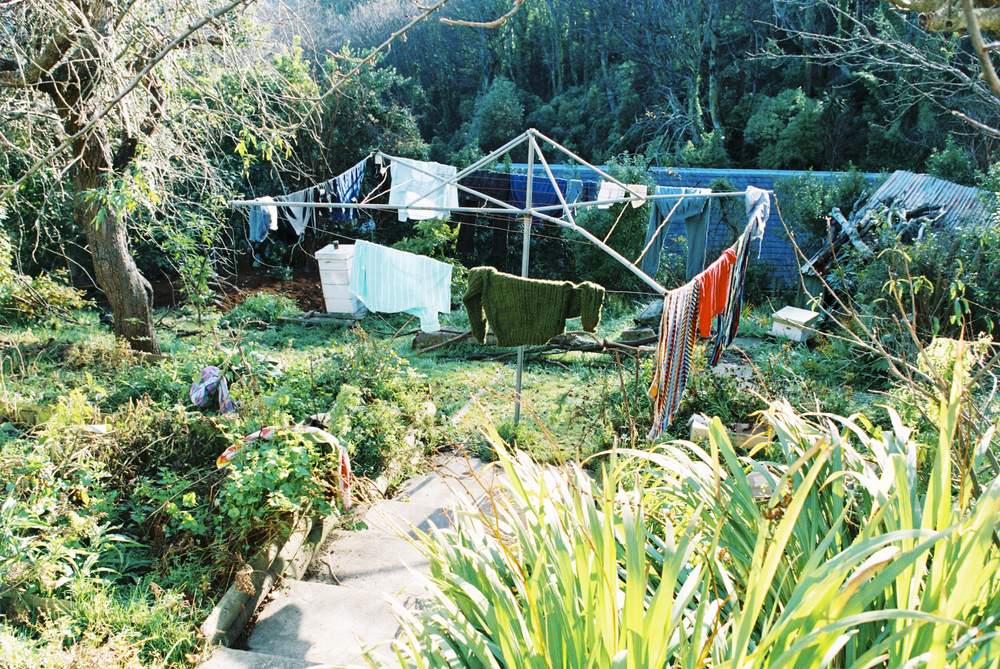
[696,248,736,338]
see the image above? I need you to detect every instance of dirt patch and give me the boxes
[216,271,326,313]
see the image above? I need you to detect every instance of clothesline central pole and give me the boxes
[513,138,536,427]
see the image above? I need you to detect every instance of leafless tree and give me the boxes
[767,0,1000,142]
[886,0,1000,133]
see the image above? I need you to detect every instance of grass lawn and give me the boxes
[0,288,887,667]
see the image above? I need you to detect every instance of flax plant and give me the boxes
[394,364,1000,668]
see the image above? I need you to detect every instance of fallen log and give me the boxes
[464,333,657,361]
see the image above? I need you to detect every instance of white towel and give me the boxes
[745,185,770,255]
[597,180,626,209]
[388,157,459,222]
[627,184,648,208]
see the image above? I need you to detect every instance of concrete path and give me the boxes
[200,452,497,669]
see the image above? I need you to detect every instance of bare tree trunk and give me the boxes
[706,1,722,133]
[74,140,160,353]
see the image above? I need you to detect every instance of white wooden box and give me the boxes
[689,414,768,451]
[770,306,820,342]
[315,243,365,318]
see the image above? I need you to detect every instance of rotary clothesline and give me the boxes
[228,128,770,431]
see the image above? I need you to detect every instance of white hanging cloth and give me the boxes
[388,157,459,222]
[597,180,625,209]
[745,185,771,255]
[627,184,648,208]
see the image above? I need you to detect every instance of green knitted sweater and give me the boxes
[463,266,605,347]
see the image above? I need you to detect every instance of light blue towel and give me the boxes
[349,240,452,332]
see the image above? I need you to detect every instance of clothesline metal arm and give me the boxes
[227,190,764,214]
[375,132,530,214]
[530,128,643,198]
[528,135,668,297]
[634,197,686,267]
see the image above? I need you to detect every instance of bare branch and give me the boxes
[440,0,524,29]
[886,0,949,11]
[963,0,1000,98]
[318,0,451,101]
[921,6,1000,32]
[0,25,75,87]
[951,107,1000,134]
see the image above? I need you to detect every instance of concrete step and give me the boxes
[307,529,429,599]
[199,646,331,669]
[246,579,398,666]
[398,455,500,508]
[360,499,452,537]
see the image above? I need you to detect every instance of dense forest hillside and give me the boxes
[271,0,997,177]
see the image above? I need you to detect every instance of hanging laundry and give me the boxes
[190,366,236,415]
[270,211,303,245]
[318,157,367,222]
[349,240,452,333]
[509,173,570,209]
[596,180,626,209]
[389,157,459,222]
[745,185,771,254]
[628,184,649,208]
[456,170,512,256]
[708,188,771,365]
[564,179,584,204]
[648,281,701,439]
[641,186,713,280]
[463,266,605,347]
[696,248,736,338]
[581,180,600,203]
[248,196,278,242]
[275,187,315,237]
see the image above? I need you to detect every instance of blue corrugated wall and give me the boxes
[510,164,882,287]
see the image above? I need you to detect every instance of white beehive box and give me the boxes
[771,306,820,342]
[689,414,768,451]
[315,243,366,318]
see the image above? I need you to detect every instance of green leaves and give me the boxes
[398,385,999,668]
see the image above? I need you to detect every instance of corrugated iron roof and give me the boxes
[858,170,993,228]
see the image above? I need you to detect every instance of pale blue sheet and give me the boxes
[349,240,452,332]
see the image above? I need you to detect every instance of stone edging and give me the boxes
[199,509,341,647]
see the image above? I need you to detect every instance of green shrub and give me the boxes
[0,231,88,325]
[264,330,438,480]
[836,211,1000,337]
[391,218,458,259]
[324,332,437,478]
[773,169,873,251]
[469,77,525,152]
[225,292,302,327]
[669,129,730,167]
[215,428,341,540]
[926,137,976,186]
